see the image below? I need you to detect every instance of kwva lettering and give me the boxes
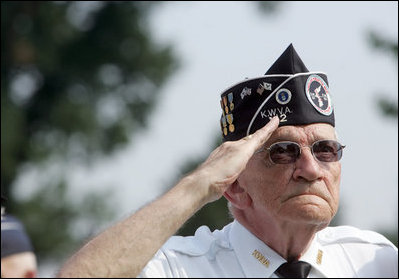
[260,106,292,119]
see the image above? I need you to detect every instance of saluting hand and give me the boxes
[194,116,280,203]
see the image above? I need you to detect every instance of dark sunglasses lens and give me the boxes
[313,140,343,162]
[269,142,300,164]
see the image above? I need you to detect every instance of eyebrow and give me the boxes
[267,132,300,143]
[266,133,337,147]
[265,125,338,146]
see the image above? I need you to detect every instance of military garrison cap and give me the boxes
[219,44,335,141]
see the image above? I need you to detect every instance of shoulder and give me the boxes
[317,226,397,277]
[317,225,397,250]
[162,224,233,257]
[139,224,236,278]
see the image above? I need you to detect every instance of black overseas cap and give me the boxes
[219,44,335,141]
[1,214,34,258]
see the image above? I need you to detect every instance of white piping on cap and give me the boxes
[246,72,327,136]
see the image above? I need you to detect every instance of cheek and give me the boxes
[321,163,341,214]
[240,160,293,206]
[329,164,341,204]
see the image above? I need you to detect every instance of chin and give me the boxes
[282,202,334,226]
[296,211,332,226]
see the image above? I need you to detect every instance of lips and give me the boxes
[283,186,330,204]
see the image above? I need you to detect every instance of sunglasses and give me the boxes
[258,140,346,164]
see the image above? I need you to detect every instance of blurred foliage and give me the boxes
[13,180,116,260]
[1,1,177,262]
[367,30,398,119]
[256,1,283,15]
[377,98,398,118]
[382,231,398,248]
[367,30,398,247]
[368,30,398,59]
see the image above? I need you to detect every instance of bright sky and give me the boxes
[14,2,398,276]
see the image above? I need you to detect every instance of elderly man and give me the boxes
[58,44,397,278]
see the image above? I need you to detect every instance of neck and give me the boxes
[234,209,327,261]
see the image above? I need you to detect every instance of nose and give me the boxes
[292,146,323,182]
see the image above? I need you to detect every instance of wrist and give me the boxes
[182,168,223,205]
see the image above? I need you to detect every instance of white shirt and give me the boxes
[139,220,398,278]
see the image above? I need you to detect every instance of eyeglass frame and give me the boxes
[255,139,346,165]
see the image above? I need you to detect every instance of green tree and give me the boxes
[367,30,398,119]
[1,1,178,262]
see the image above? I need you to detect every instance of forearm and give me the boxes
[57,173,210,278]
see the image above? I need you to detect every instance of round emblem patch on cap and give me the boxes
[305,75,332,116]
[276,88,292,105]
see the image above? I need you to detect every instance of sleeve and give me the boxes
[137,249,174,278]
[137,247,189,278]
[340,242,398,278]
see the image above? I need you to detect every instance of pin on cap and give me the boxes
[219,44,335,141]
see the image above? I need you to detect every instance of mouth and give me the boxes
[283,192,328,204]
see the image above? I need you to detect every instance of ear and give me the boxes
[223,179,252,209]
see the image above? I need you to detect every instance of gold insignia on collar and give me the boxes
[316,249,323,265]
[252,250,270,268]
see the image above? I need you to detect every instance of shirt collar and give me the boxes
[298,232,329,277]
[229,220,330,278]
[229,220,286,278]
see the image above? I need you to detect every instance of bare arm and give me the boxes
[57,117,279,278]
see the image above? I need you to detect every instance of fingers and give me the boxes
[195,116,280,200]
[242,116,280,151]
[241,134,253,141]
